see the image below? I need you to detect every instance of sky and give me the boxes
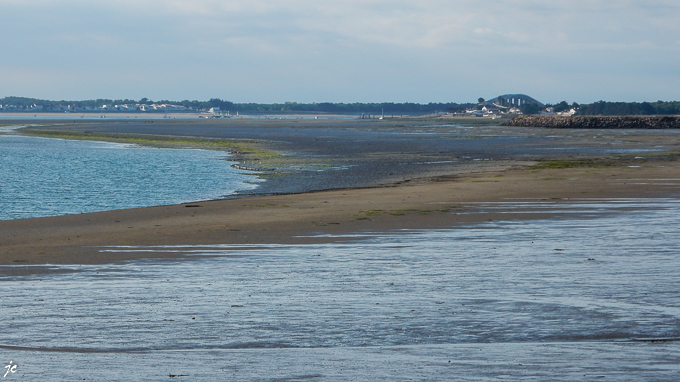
[0,0,678,104]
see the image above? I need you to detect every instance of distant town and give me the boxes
[1,95,678,116]
[0,101,197,113]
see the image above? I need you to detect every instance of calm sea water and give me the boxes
[0,130,260,220]
[1,199,679,380]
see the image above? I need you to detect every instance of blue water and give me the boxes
[0,131,260,220]
[1,200,679,380]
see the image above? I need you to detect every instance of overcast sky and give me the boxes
[1,0,678,104]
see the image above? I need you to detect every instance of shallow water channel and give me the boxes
[0,132,259,220]
[1,199,680,380]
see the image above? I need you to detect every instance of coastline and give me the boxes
[2,162,680,270]
[2,118,680,270]
[15,116,680,196]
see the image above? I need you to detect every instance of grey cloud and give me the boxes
[0,0,678,102]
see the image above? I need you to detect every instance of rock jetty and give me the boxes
[502,115,680,129]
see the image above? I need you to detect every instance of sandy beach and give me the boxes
[2,117,680,268]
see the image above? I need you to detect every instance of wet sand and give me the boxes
[2,118,680,268]
[3,163,680,268]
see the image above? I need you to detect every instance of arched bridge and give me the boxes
[486,94,544,108]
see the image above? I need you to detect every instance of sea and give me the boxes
[0,126,260,221]
[1,127,679,381]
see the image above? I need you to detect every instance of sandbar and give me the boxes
[2,118,680,272]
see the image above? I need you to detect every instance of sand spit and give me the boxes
[3,118,680,269]
[3,163,680,268]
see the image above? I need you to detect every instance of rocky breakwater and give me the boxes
[502,115,680,129]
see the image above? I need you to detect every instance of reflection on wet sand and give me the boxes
[2,200,679,380]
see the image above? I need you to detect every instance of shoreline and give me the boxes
[2,161,680,270]
[9,118,536,197]
[3,118,680,270]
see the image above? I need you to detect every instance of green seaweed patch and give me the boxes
[531,152,680,169]
[314,222,340,226]
[436,206,462,213]
[636,151,680,161]
[531,159,623,169]
[532,160,582,169]
[361,209,384,216]
[20,129,281,159]
[389,209,418,216]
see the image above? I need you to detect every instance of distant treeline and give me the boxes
[4,96,680,115]
[0,96,473,114]
[220,101,473,114]
[576,101,680,116]
[0,96,238,111]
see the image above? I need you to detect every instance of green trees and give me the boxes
[553,101,570,113]
[0,96,473,114]
[520,103,542,115]
[576,101,680,115]
[5,95,675,116]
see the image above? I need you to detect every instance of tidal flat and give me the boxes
[17,117,680,196]
[2,117,680,380]
[3,200,680,381]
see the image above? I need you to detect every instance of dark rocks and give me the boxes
[231,164,271,171]
[501,115,680,129]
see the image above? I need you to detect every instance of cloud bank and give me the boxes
[1,0,678,103]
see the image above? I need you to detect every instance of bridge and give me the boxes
[485,94,544,108]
